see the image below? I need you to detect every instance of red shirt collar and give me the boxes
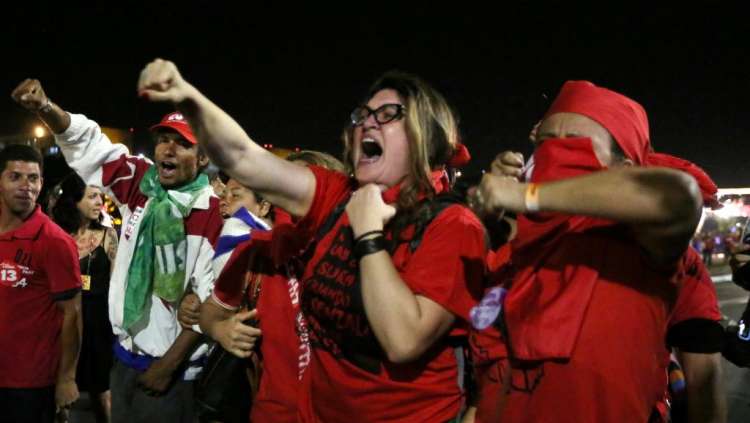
[380,170,450,204]
[0,206,46,241]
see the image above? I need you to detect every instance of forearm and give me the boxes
[158,328,203,372]
[538,167,701,227]
[687,385,726,423]
[360,252,450,362]
[176,85,264,177]
[52,112,132,193]
[680,352,727,423]
[198,298,234,341]
[36,101,71,134]
[57,299,82,382]
[176,88,314,216]
[461,406,477,423]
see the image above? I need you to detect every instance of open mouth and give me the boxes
[360,138,383,163]
[159,161,177,177]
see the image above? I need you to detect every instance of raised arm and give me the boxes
[136,59,316,218]
[11,79,143,206]
[477,165,702,263]
[11,78,71,133]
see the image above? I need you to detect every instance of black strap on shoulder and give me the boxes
[318,196,351,242]
[299,190,464,263]
[407,191,465,253]
[299,194,351,265]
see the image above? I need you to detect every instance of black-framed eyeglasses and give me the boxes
[350,103,406,127]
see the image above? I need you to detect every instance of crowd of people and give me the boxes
[0,59,744,423]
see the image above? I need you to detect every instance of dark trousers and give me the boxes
[110,359,195,423]
[0,386,55,423]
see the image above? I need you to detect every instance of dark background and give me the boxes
[1,4,747,187]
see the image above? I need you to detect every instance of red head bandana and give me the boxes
[545,81,650,165]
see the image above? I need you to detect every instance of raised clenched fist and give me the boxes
[137,58,195,104]
[11,78,49,112]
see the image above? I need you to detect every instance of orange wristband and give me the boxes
[524,183,540,212]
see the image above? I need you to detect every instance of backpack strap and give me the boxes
[298,194,351,266]
[406,191,465,253]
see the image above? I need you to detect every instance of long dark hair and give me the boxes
[51,173,104,234]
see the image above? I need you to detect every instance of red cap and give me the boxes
[545,81,650,165]
[150,112,197,144]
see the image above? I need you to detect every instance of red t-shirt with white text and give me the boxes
[0,207,81,388]
[212,230,306,423]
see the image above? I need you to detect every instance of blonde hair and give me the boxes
[342,71,460,210]
[286,150,347,173]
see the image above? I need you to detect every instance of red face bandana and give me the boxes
[529,137,604,183]
[513,137,611,253]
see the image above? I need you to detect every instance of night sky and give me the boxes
[2,5,747,187]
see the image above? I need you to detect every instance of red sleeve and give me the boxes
[45,231,82,301]
[100,155,151,207]
[282,165,351,254]
[202,197,225,248]
[212,234,270,309]
[487,244,512,284]
[669,249,722,326]
[401,205,486,321]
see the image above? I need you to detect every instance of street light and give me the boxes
[34,125,46,138]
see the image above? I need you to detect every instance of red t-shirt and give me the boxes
[668,248,721,327]
[212,229,305,423]
[470,231,723,423]
[0,206,81,388]
[294,166,486,423]
[468,245,513,423]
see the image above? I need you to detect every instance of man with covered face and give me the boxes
[472,81,710,422]
[12,79,223,423]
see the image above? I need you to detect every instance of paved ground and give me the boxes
[69,393,96,423]
[716,279,750,423]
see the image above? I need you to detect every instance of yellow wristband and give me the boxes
[524,183,540,212]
